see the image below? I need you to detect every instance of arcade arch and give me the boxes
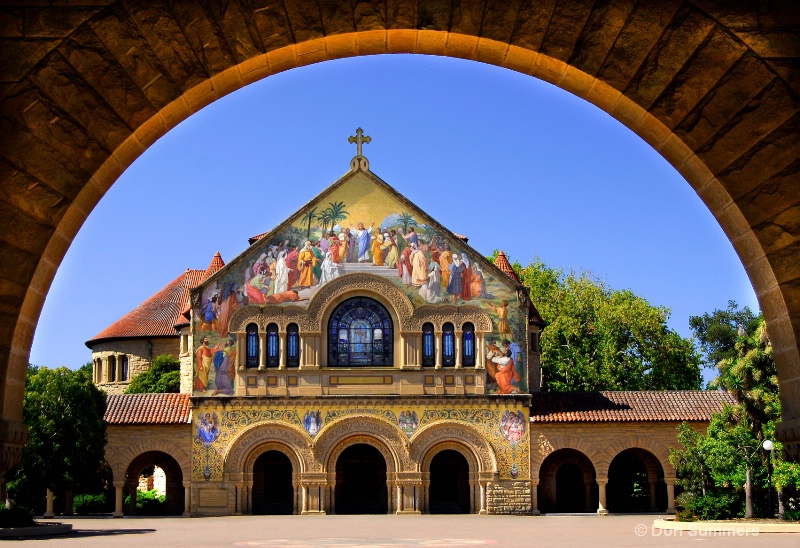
[123,451,184,516]
[1,2,798,474]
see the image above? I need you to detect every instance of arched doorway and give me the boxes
[252,450,294,515]
[607,448,666,513]
[538,449,597,513]
[429,450,470,514]
[335,444,388,514]
[124,451,184,516]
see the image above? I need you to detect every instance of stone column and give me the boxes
[112,481,124,517]
[258,333,266,369]
[183,481,191,516]
[649,479,658,511]
[434,331,442,369]
[665,478,676,514]
[237,333,245,369]
[44,488,55,518]
[455,330,462,368]
[531,480,540,515]
[279,331,287,369]
[596,479,609,515]
[396,485,403,513]
[479,482,487,514]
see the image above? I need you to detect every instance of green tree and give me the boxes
[125,354,180,394]
[689,300,759,369]
[513,256,701,391]
[670,313,799,519]
[8,365,107,512]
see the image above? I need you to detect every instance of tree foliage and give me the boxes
[509,255,701,391]
[670,310,800,519]
[124,354,180,394]
[8,365,107,509]
[689,300,759,369]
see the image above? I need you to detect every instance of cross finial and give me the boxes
[348,127,371,157]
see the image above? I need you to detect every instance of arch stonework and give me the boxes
[410,421,498,475]
[313,415,409,473]
[307,273,414,332]
[1,2,799,468]
[224,422,315,476]
[106,436,191,484]
[531,429,674,481]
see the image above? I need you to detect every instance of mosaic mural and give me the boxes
[191,402,530,482]
[191,171,529,396]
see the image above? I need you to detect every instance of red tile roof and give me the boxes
[494,250,520,283]
[205,251,225,277]
[529,391,737,423]
[104,393,191,424]
[452,233,469,243]
[86,256,220,346]
[248,232,267,245]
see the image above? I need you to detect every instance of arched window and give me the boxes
[246,323,259,368]
[462,323,475,367]
[442,323,455,367]
[287,323,300,367]
[328,297,393,367]
[422,323,435,367]
[109,356,117,381]
[267,323,279,368]
[121,355,129,381]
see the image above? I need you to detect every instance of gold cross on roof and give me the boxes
[348,128,371,157]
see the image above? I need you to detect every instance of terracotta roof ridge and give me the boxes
[494,250,520,283]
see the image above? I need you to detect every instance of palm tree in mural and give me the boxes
[318,207,333,235]
[302,207,318,239]
[327,201,350,230]
[421,224,440,246]
[399,211,418,234]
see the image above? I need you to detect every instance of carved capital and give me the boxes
[777,418,800,462]
[0,420,28,479]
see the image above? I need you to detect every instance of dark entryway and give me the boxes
[252,450,294,515]
[607,448,666,512]
[335,444,388,514]
[429,450,470,514]
[556,463,585,512]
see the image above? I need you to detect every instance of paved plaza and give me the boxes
[3,515,798,547]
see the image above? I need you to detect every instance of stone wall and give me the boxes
[487,481,532,515]
[91,337,179,393]
[530,421,709,480]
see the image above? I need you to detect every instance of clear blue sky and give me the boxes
[30,54,758,382]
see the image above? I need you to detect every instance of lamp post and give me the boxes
[763,439,774,517]
[742,439,773,519]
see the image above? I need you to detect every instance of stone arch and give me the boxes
[123,450,186,515]
[410,421,497,474]
[593,438,674,481]
[537,448,598,514]
[313,415,408,473]
[108,438,191,484]
[606,447,668,513]
[531,434,602,480]
[229,304,311,333]
[2,4,799,466]
[307,273,413,331]
[224,422,317,476]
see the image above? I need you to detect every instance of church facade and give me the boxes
[92,134,733,517]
